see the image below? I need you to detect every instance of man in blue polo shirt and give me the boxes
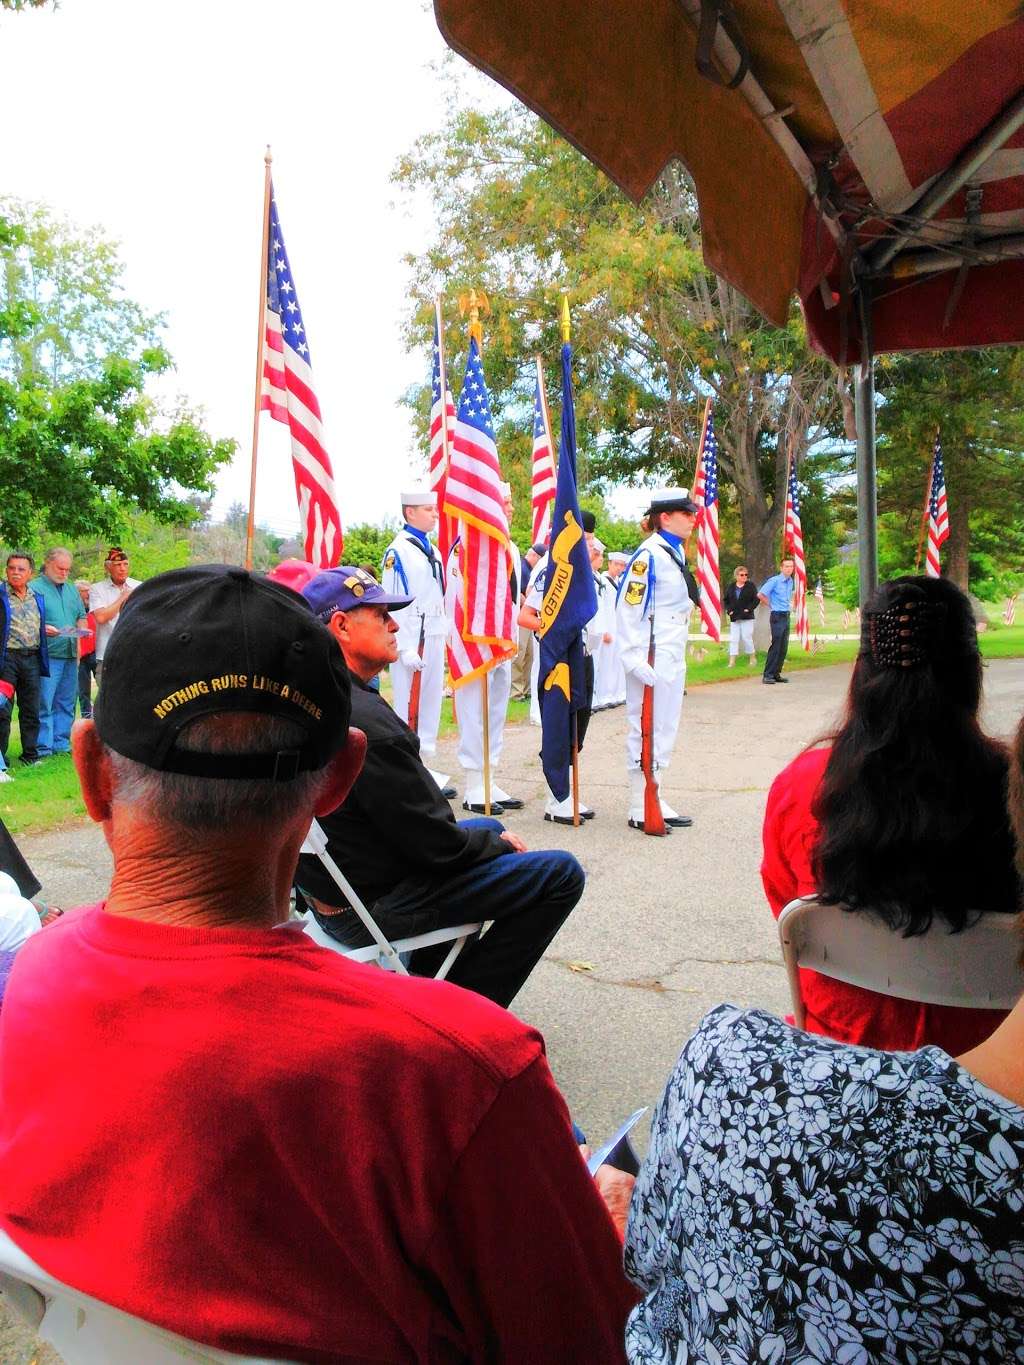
[29,547,87,757]
[758,557,795,685]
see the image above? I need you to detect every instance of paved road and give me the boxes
[5,657,1022,1357]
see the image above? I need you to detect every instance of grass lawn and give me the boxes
[7,608,1024,837]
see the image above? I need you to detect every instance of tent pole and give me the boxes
[854,360,877,607]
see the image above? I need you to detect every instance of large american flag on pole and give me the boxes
[260,189,342,567]
[692,400,722,642]
[784,461,810,651]
[925,431,950,578]
[531,358,557,545]
[443,338,516,686]
[429,302,457,567]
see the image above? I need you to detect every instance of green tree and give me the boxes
[0,208,234,546]
[394,101,843,580]
[874,349,1024,593]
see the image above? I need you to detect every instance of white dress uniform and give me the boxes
[616,499,699,828]
[445,540,522,812]
[381,525,447,761]
[588,571,619,706]
[523,553,549,726]
[594,557,628,707]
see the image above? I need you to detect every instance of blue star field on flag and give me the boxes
[266,196,311,362]
[929,436,946,518]
[703,410,719,507]
[455,339,497,441]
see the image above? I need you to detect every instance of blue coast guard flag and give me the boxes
[538,343,598,801]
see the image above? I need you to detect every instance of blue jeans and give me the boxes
[38,657,79,756]
[309,819,585,1008]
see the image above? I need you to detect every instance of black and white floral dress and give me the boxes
[625,1005,1024,1364]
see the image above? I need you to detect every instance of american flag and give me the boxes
[531,357,557,545]
[443,337,516,685]
[429,301,457,566]
[1005,594,1018,626]
[784,461,810,651]
[925,431,950,578]
[815,576,826,627]
[260,188,342,566]
[693,400,722,642]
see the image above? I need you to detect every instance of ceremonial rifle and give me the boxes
[407,615,426,736]
[641,612,667,837]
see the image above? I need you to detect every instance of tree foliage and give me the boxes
[394,100,844,579]
[0,205,234,547]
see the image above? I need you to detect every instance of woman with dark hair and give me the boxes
[761,575,1020,1051]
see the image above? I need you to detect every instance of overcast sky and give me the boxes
[0,0,523,537]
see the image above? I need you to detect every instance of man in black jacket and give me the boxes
[723,565,759,669]
[295,566,585,1008]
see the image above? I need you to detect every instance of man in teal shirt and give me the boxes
[30,548,86,757]
[758,558,795,684]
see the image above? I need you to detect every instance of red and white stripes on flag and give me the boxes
[925,431,950,578]
[531,357,557,545]
[1005,595,1018,626]
[692,400,722,642]
[443,337,516,687]
[259,188,342,567]
[784,460,810,652]
[429,301,457,567]
[815,577,826,628]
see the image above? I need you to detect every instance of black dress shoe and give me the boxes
[463,800,506,815]
[440,785,457,799]
[774,675,790,683]
[544,808,596,825]
[664,814,694,828]
[762,677,776,685]
[627,818,672,832]
[495,795,524,810]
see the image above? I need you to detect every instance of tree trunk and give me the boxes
[946,471,970,591]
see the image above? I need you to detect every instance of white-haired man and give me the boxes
[0,564,635,1362]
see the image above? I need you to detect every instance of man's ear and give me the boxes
[314,728,367,817]
[71,720,114,824]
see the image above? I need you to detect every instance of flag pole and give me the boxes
[560,296,582,829]
[536,355,555,459]
[780,432,794,561]
[914,429,938,572]
[245,146,273,571]
[459,289,493,815]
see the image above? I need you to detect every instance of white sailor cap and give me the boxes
[645,487,698,515]
[591,536,605,552]
[400,489,437,508]
[608,551,630,564]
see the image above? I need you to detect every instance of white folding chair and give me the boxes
[778,896,1024,1030]
[298,820,481,982]
[0,1227,287,1364]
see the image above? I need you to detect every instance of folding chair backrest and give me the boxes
[778,897,1024,1030]
[299,820,481,980]
[0,1228,286,1364]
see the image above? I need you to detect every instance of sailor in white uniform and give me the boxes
[615,489,700,831]
[594,551,629,708]
[445,485,524,814]
[381,490,450,790]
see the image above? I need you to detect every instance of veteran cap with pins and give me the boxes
[301,566,413,620]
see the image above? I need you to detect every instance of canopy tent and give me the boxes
[433,0,1024,597]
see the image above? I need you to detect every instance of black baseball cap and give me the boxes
[301,566,412,620]
[95,565,352,781]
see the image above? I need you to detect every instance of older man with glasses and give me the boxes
[89,546,141,680]
[29,547,87,758]
[0,552,50,767]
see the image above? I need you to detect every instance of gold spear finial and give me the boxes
[458,288,491,349]
[560,294,571,344]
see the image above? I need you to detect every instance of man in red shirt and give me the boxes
[0,564,636,1363]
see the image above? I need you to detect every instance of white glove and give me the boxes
[400,649,424,672]
[632,663,657,688]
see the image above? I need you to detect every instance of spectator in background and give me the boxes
[89,546,140,679]
[30,548,86,759]
[75,580,97,719]
[723,564,759,668]
[0,551,49,767]
[757,556,795,684]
